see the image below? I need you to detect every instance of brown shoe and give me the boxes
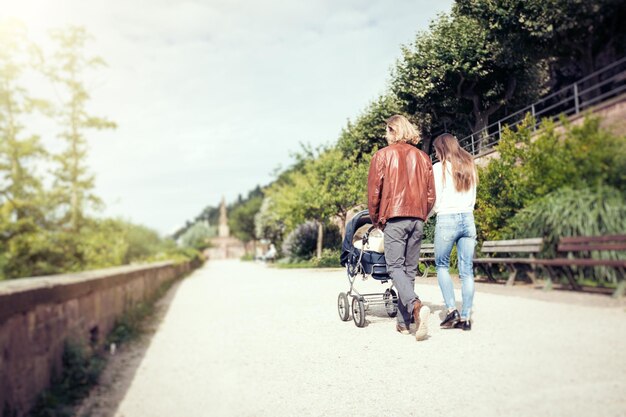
[412,299,423,328]
[396,324,410,335]
[413,300,430,341]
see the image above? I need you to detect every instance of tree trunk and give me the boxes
[472,112,489,152]
[421,135,433,156]
[316,221,323,259]
[339,215,346,239]
[467,77,516,154]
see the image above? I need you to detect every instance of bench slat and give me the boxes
[474,258,537,264]
[481,245,543,253]
[560,235,626,244]
[481,238,543,254]
[558,243,626,252]
[482,238,543,245]
[535,259,626,267]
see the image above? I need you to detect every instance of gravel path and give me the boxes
[111,260,626,417]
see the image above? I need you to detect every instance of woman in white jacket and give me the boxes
[431,134,478,331]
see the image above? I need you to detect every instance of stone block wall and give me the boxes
[0,259,201,416]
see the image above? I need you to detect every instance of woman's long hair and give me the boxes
[433,133,477,192]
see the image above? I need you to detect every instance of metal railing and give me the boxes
[435,56,626,158]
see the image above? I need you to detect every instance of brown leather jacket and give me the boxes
[367,142,436,226]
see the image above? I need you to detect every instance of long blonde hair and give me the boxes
[433,133,477,192]
[385,115,420,145]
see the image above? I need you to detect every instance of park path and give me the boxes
[109,260,626,417]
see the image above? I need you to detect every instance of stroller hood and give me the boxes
[340,210,373,266]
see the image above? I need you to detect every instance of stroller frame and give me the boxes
[338,216,399,327]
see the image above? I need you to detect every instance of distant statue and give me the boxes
[218,196,230,238]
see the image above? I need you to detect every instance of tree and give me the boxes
[455,0,626,87]
[46,26,116,232]
[120,221,169,264]
[337,94,403,159]
[307,149,369,237]
[179,221,213,250]
[266,162,329,258]
[0,20,55,279]
[0,20,48,220]
[266,147,369,258]
[228,194,263,243]
[392,13,546,149]
[254,197,286,249]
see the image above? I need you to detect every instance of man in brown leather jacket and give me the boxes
[368,114,436,341]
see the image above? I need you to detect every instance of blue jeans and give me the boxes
[434,213,477,320]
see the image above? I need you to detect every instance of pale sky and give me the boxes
[0,0,453,235]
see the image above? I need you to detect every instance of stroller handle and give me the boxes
[362,225,378,245]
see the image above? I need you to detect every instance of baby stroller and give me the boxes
[338,210,398,327]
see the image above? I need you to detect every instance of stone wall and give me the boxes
[0,259,201,416]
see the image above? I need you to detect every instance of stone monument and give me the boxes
[218,196,230,238]
[205,196,245,260]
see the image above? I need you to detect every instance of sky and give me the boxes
[0,0,454,235]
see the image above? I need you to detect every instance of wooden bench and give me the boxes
[534,235,626,295]
[473,238,544,285]
[418,243,435,278]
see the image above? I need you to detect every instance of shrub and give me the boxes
[145,246,204,265]
[281,222,341,261]
[310,249,342,267]
[506,185,626,285]
[476,115,626,240]
[30,341,105,417]
[281,221,318,260]
[422,217,435,243]
[323,223,342,250]
[179,221,214,250]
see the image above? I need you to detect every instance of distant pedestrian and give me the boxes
[367,115,436,341]
[431,133,478,331]
[264,243,277,262]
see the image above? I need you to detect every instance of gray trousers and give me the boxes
[383,217,424,326]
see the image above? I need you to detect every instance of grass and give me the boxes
[107,277,178,345]
[29,341,105,417]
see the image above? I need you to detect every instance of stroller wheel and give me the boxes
[383,288,398,318]
[352,297,366,328]
[337,292,350,321]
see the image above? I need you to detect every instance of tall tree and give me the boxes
[0,20,57,279]
[254,197,285,249]
[266,148,368,258]
[455,0,626,88]
[46,26,116,231]
[392,13,546,149]
[229,194,263,243]
[308,149,369,237]
[0,20,47,223]
[337,94,404,159]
